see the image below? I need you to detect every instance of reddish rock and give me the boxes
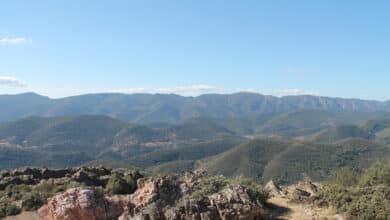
[38,171,267,220]
[38,187,129,220]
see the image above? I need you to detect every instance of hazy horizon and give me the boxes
[1,90,389,102]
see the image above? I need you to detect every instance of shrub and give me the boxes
[345,185,390,220]
[33,182,62,194]
[231,177,269,203]
[123,175,137,193]
[332,167,359,187]
[5,204,21,216]
[0,204,5,218]
[358,161,390,187]
[105,173,134,195]
[5,184,31,193]
[54,181,85,193]
[317,184,352,212]
[64,181,85,189]
[318,161,390,220]
[0,201,21,217]
[184,175,269,203]
[22,192,45,211]
[4,184,32,200]
[184,175,229,200]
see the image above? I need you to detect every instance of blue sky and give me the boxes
[0,0,389,100]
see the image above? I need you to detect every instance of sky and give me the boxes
[0,0,389,100]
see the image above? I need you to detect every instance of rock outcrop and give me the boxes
[38,187,129,220]
[265,180,285,197]
[0,167,117,190]
[38,171,267,220]
[286,181,322,203]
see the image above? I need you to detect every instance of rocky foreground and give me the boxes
[36,171,265,220]
[0,167,336,220]
[0,167,269,219]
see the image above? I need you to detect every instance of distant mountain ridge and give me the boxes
[1,92,390,123]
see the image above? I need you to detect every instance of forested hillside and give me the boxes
[0,109,390,185]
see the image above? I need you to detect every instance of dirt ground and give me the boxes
[3,212,38,220]
[266,196,343,220]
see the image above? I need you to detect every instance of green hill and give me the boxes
[203,138,390,184]
[127,137,243,168]
[0,115,125,156]
[203,139,290,182]
[361,118,390,144]
[167,117,235,140]
[1,112,390,185]
[0,147,92,169]
[255,110,390,137]
[362,118,390,133]
[149,160,197,174]
[375,127,390,144]
[0,116,241,169]
[313,125,372,143]
[262,138,389,184]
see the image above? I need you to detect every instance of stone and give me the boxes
[41,168,71,179]
[265,180,285,197]
[287,181,322,203]
[35,171,266,220]
[38,187,129,220]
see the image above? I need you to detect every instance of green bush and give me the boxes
[123,175,137,193]
[319,185,390,219]
[33,182,62,194]
[231,177,269,203]
[0,203,5,218]
[184,175,269,203]
[345,186,390,220]
[332,167,359,187]
[182,175,228,200]
[4,184,32,200]
[22,192,45,211]
[0,201,21,217]
[318,161,390,220]
[5,204,21,216]
[358,161,390,187]
[64,181,85,189]
[5,184,32,193]
[105,173,135,195]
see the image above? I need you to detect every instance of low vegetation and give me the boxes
[0,168,145,218]
[317,161,390,220]
[0,180,84,217]
[105,173,137,195]
[204,138,390,184]
[0,202,21,218]
[184,175,269,204]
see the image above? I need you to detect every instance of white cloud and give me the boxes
[273,88,319,96]
[0,76,27,87]
[112,84,220,96]
[0,38,31,44]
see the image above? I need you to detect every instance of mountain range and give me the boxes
[1,92,390,123]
